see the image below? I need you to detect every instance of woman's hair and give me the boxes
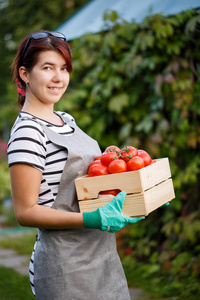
[11,30,73,106]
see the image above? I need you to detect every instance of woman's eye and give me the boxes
[43,66,51,70]
[62,67,68,71]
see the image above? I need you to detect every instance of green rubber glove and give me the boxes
[83,191,145,233]
[161,202,170,208]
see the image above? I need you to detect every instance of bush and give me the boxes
[56,9,200,298]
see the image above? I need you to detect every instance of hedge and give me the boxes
[56,9,200,298]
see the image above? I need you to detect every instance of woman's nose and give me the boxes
[52,70,62,82]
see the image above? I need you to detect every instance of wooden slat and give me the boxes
[79,179,175,217]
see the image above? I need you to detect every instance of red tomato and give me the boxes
[127,156,145,171]
[88,164,108,176]
[88,160,102,169]
[137,149,145,154]
[94,155,102,160]
[108,159,127,174]
[104,145,121,153]
[99,189,121,196]
[120,146,138,162]
[137,150,152,166]
[100,151,119,166]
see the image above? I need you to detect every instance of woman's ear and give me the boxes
[19,66,29,84]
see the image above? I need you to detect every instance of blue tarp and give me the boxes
[56,0,200,41]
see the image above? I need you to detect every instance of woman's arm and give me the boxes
[10,164,84,229]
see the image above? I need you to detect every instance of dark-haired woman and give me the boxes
[7,30,144,300]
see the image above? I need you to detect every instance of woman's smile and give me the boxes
[48,86,63,93]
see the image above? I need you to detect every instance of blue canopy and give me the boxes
[56,0,200,41]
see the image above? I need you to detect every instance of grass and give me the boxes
[0,230,37,255]
[0,230,37,299]
[0,266,35,300]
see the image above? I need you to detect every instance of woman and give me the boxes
[7,30,144,300]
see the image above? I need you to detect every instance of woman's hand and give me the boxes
[83,192,145,233]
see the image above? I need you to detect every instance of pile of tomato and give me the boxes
[88,145,155,177]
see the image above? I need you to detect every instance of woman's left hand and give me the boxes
[83,192,145,233]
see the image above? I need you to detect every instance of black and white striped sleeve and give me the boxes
[7,119,47,172]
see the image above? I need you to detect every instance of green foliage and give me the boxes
[0,267,34,299]
[56,9,200,298]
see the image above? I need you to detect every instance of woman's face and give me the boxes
[25,50,70,106]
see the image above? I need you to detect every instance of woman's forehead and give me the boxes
[36,50,66,65]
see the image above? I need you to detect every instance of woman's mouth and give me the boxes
[49,87,62,91]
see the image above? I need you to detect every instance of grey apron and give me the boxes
[33,115,131,300]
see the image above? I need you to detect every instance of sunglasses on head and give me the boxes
[21,31,67,59]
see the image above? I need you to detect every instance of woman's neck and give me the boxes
[21,103,63,126]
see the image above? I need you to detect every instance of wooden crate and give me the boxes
[75,158,175,217]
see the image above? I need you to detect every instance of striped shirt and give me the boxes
[7,110,75,296]
[7,110,75,207]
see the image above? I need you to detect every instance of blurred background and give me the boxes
[0,0,200,299]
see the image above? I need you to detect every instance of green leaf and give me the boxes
[119,122,132,140]
[103,10,119,22]
[108,93,129,113]
[147,264,161,275]
[135,115,153,133]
